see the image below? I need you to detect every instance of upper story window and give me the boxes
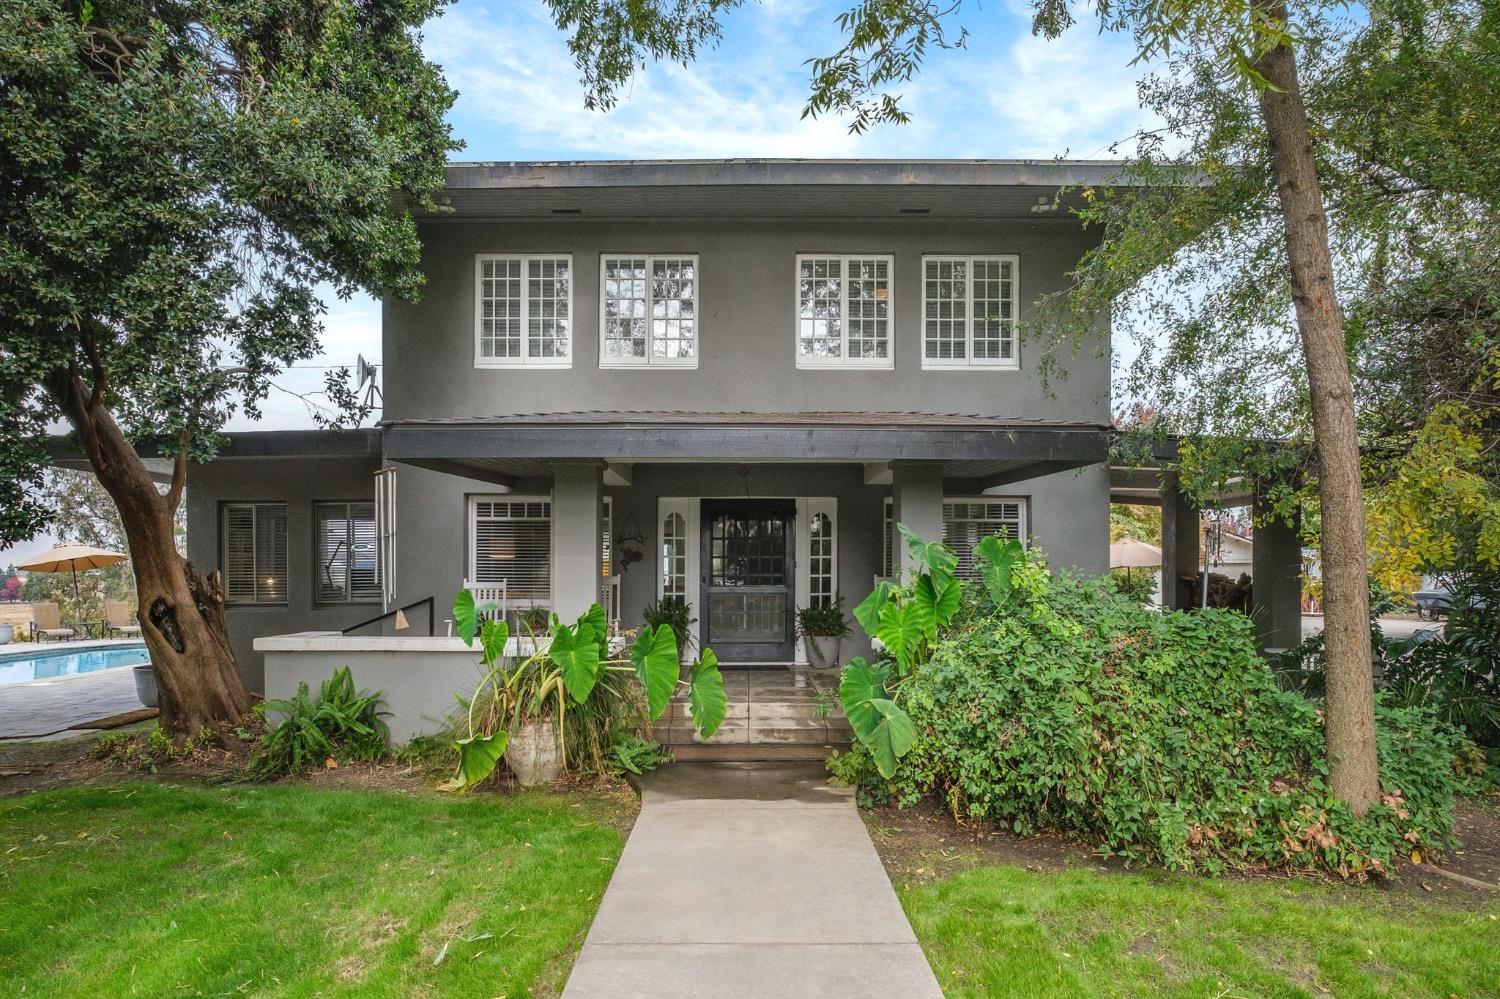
[922,255,1019,368]
[221,502,288,605]
[475,254,572,368]
[796,254,893,369]
[600,255,699,368]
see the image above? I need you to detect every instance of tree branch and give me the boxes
[166,431,189,516]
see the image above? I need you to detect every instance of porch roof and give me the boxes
[382,410,1111,488]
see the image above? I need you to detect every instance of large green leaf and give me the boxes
[839,659,914,776]
[479,618,509,666]
[913,573,961,636]
[549,622,602,704]
[453,589,488,647]
[452,729,509,789]
[877,600,928,673]
[631,624,681,720]
[898,523,957,584]
[688,648,727,738]
[853,580,897,637]
[975,536,1024,606]
[579,603,609,659]
[864,699,916,778]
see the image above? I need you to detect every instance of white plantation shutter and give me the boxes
[470,498,552,606]
[942,499,1026,580]
[316,502,380,603]
[222,503,288,604]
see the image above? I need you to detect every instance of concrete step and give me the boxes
[654,717,854,748]
[667,744,843,763]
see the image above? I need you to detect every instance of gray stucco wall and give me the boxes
[383,217,1108,423]
[185,455,382,691]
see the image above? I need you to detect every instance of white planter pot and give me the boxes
[504,718,562,786]
[0,624,13,644]
[804,634,843,672]
[132,664,158,707]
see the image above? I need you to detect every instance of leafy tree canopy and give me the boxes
[0,0,458,542]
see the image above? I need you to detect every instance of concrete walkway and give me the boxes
[0,669,145,739]
[562,762,943,998]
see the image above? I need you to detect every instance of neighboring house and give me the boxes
[183,159,1130,690]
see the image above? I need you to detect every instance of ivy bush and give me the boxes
[831,549,1469,879]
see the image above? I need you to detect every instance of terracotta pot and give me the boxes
[504,718,562,786]
[804,634,842,672]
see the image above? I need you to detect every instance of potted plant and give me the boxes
[642,598,696,663]
[796,599,852,672]
[445,590,726,790]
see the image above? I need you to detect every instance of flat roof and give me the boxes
[433,158,1136,220]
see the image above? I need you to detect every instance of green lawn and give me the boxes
[0,781,632,997]
[899,863,1500,998]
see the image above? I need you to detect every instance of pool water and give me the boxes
[0,645,151,686]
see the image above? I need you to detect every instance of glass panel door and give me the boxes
[700,499,795,662]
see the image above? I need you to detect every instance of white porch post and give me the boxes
[891,462,945,577]
[552,461,603,623]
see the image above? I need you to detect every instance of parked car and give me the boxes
[1412,588,1452,621]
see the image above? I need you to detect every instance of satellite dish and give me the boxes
[355,354,382,409]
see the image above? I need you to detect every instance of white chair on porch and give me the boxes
[445,580,508,637]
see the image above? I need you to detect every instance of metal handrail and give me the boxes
[340,596,435,637]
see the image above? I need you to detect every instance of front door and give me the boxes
[700,499,796,663]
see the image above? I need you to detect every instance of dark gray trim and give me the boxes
[445,159,1134,192]
[383,424,1110,464]
[46,428,382,463]
[394,457,517,488]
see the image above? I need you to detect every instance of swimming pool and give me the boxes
[0,644,151,687]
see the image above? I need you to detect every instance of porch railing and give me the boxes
[340,596,435,637]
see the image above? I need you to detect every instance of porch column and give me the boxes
[891,461,944,577]
[1252,491,1303,652]
[1159,472,1201,609]
[552,461,602,624]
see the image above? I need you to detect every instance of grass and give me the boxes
[0,781,633,997]
[898,863,1500,998]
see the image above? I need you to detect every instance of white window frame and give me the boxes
[794,253,896,370]
[921,254,1021,369]
[221,502,289,605]
[599,254,701,369]
[657,498,701,616]
[942,497,1028,581]
[468,495,553,610]
[473,254,574,369]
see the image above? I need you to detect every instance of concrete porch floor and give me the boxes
[653,668,851,752]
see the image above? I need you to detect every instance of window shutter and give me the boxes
[942,499,1026,580]
[222,505,258,602]
[316,502,379,603]
[223,503,288,604]
[255,505,288,603]
[472,499,552,606]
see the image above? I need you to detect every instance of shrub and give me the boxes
[642,597,695,653]
[250,667,390,779]
[608,734,672,776]
[834,548,1468,879]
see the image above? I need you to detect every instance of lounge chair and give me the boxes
[30,601,75,642]
[105,599,142,638]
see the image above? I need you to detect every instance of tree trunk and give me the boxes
[1254,3,1380,814]
[48,370,250,737]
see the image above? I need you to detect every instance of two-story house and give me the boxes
[185,160,1126,694]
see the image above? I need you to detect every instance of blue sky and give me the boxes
[7,0,1155,565]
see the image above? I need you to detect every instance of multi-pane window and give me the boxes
[221,503,288,604]
[661,512,687,602]
[470,498,552,607]
[600,255,699,366]
[809,512,834,608]
[475,255,572,367]
[922,256,1019,367]
[942,499,1026,580]
[796,254,893,367]
[315,502,380,603]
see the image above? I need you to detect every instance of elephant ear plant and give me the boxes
[839,526,1024,777]
[444,589,727,790]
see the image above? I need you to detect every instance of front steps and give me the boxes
[654,668,852,753]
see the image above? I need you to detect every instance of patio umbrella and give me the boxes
[16,543,128,605]
[1109,538,1162,580]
